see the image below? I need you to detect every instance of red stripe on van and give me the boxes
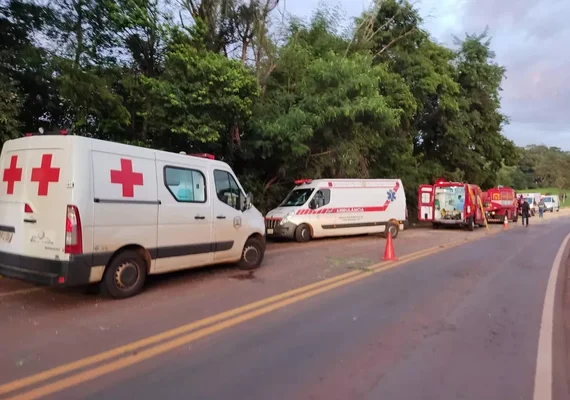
[298,181,399,215]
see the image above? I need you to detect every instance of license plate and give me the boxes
[267,229,274,234]
[0,231,13,243]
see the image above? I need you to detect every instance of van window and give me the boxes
[311,189,331,209]
[543,197,552,202]
[281,189,314,207]
[214,170,243,210]
[164,166,206,203]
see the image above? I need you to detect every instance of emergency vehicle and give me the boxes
[418,180,485,230]
[520,192,540,216]
[0,132,266,298]
[482,186,518,223]
[265,179,406,242]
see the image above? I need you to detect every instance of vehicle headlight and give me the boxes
[280,212,294,225]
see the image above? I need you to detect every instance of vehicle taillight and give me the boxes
[65,205,83,254]
[24,203,33,213]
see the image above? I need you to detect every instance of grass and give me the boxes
[516,187,570,208]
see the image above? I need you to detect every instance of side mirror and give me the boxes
[309,200,316,209]
[242,192,253,211]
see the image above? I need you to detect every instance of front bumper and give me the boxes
[0,251,93,287]
[265,221,298,239]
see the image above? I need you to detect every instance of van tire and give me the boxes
[467,216,475,231]
[385,221,399,239]
[295,224,311,243]
[101,250,147,299]
[238,237,265,270]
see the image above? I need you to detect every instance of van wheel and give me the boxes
[238,237,265,270]
[295,224,311,243]
[385,221,399,239]
[102,250,147,299]
[467,216,475,231]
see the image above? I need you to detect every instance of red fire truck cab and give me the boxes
[418,180,486,231]
[482,186,518,223]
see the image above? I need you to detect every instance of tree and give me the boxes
[0,0,61,132]
[142,37,259,155]
[244,12,408,209]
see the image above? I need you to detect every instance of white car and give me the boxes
[265,178,406,242]
[542,195,560,212]
[0,132,266,298]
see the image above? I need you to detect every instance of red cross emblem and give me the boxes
[31,154,60,196]
[2,155,23,194]
[110,159,143,197]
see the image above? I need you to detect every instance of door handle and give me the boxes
[194,215,206,220]
[24,218,37,224]
[216,215,226,219]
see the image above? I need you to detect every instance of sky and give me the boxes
[279,0,570,150]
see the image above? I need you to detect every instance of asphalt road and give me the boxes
[1,215,570,399]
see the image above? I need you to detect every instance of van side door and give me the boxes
[418,185,434,221]
[309,188,332,237]
[155,161,213,273]
[212,169,249,262]
[92,148,158,269]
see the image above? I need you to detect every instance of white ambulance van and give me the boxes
[0,132,266,298]
[265,179,406,242]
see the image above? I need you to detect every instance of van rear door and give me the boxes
[418,185,434,221]
[0,138,69,260]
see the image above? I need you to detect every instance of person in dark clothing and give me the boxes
[521,200,530,227]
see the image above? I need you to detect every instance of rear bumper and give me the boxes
[0,251,93,287]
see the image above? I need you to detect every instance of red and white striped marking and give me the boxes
[296,181,400,215]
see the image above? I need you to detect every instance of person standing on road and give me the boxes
[521,199,530,227]
[538,198,545,218]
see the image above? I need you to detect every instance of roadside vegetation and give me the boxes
[1,0,568,215]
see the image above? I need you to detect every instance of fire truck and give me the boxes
[418,180,486,231]
[482,186,518,223]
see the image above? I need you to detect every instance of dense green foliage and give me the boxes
[1,0,560,215]
[498,145,570,191]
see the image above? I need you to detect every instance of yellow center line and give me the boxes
[0,244,445,396]
[1,228,503,399]
[4,244,460,400]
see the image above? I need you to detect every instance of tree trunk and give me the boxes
[73,0,84,68]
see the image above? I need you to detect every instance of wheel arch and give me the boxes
[105,244,152,274]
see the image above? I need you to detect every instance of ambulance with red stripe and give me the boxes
[0,131,266,298]
[265,179,406,242]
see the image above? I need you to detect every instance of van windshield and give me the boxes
[543,197,552,202]
[280,189,314,207]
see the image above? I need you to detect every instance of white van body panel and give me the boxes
[542,195,560,212]
[0,137,72,261]
[265,179,406,240]
[0,135,265,287]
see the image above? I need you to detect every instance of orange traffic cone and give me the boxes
[503,215,508,230]
[383,231,397,261]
